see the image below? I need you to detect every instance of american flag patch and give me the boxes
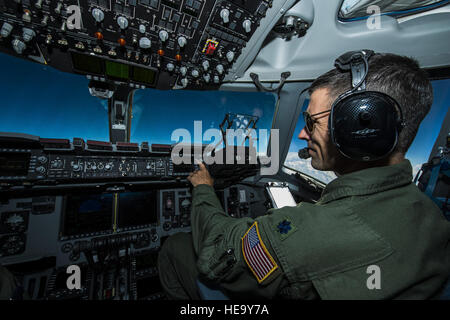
[242,222,278,283]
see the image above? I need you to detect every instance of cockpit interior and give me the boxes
[0,0,449,300]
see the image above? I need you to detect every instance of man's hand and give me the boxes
[187,162,214,187]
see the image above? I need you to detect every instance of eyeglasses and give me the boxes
[302,109,331,135]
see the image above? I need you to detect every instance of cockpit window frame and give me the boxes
[338,0,450,22]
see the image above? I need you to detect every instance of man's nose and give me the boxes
[298,127,310,140]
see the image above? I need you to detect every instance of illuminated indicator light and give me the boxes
[175,54,182,61]
[202,39,219,55]
[95,32,104,40]
[118,38,126,46]
[206,43,216,55]
[158,49,165,56]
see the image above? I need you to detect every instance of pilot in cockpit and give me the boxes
[158,51,450,299]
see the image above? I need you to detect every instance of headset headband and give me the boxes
[335,49,374,92]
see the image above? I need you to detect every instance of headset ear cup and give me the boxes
[330,91,401,161]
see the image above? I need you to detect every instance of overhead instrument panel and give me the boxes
[0,0,272,89]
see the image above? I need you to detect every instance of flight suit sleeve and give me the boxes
[190,184,287,298]
[0,266,17,300]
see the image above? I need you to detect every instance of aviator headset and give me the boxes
[328,49,405,161]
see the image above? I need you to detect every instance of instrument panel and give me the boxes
[0,133,260,192]
[0,181,264,300]
[0,188,192,300]
[0,0,272,89]
[0,141,177,182]
[0,132,264,299]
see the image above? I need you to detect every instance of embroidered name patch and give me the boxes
[242,222,278,283]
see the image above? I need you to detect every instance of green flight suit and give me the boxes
[0,266,17,300]
[158,160,450,299]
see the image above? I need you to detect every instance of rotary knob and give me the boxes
[179,66,187,76]
[22,28,36,42]
[0,23,13,38]
[226,51,235,63]
[163,221,172,231]
[117,16,129,30]
[12,39,26,54]
[51,160,62,169]
[151,232,159,242]
[216,64,224,75]
[214,75,220,84]
[159,30,169,42]
[181,78,188,87]
[72,164,81,172]
[38,156,48,164]
[35,0,43,9]
[36,166,46,174]
[55,2,62,14]
[167,63,175,72]
[105,163,112,171]
[203,74,210,83]
[41,16,49,26]
[61,243,73,253]
[92,8,105,23]
[191,69,199,78]
[202,60,209,71]
[177,36,187,48]
[139,37,151,49]
[139,24,146,34]
[243,19,252,33]
[220,8,230,24]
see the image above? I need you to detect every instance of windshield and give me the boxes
[131,89,276,154]
[0,52,277,154]
[0,53,109,141]
[339,0,449,20]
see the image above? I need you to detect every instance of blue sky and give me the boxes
[0,53,110,141]
[131,88,276,149]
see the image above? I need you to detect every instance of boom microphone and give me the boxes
[298,147,311,159]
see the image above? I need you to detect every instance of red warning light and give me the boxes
[206,43,217,55]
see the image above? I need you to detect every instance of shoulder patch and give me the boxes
[241,221,278,284]
[275,217,298,240]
